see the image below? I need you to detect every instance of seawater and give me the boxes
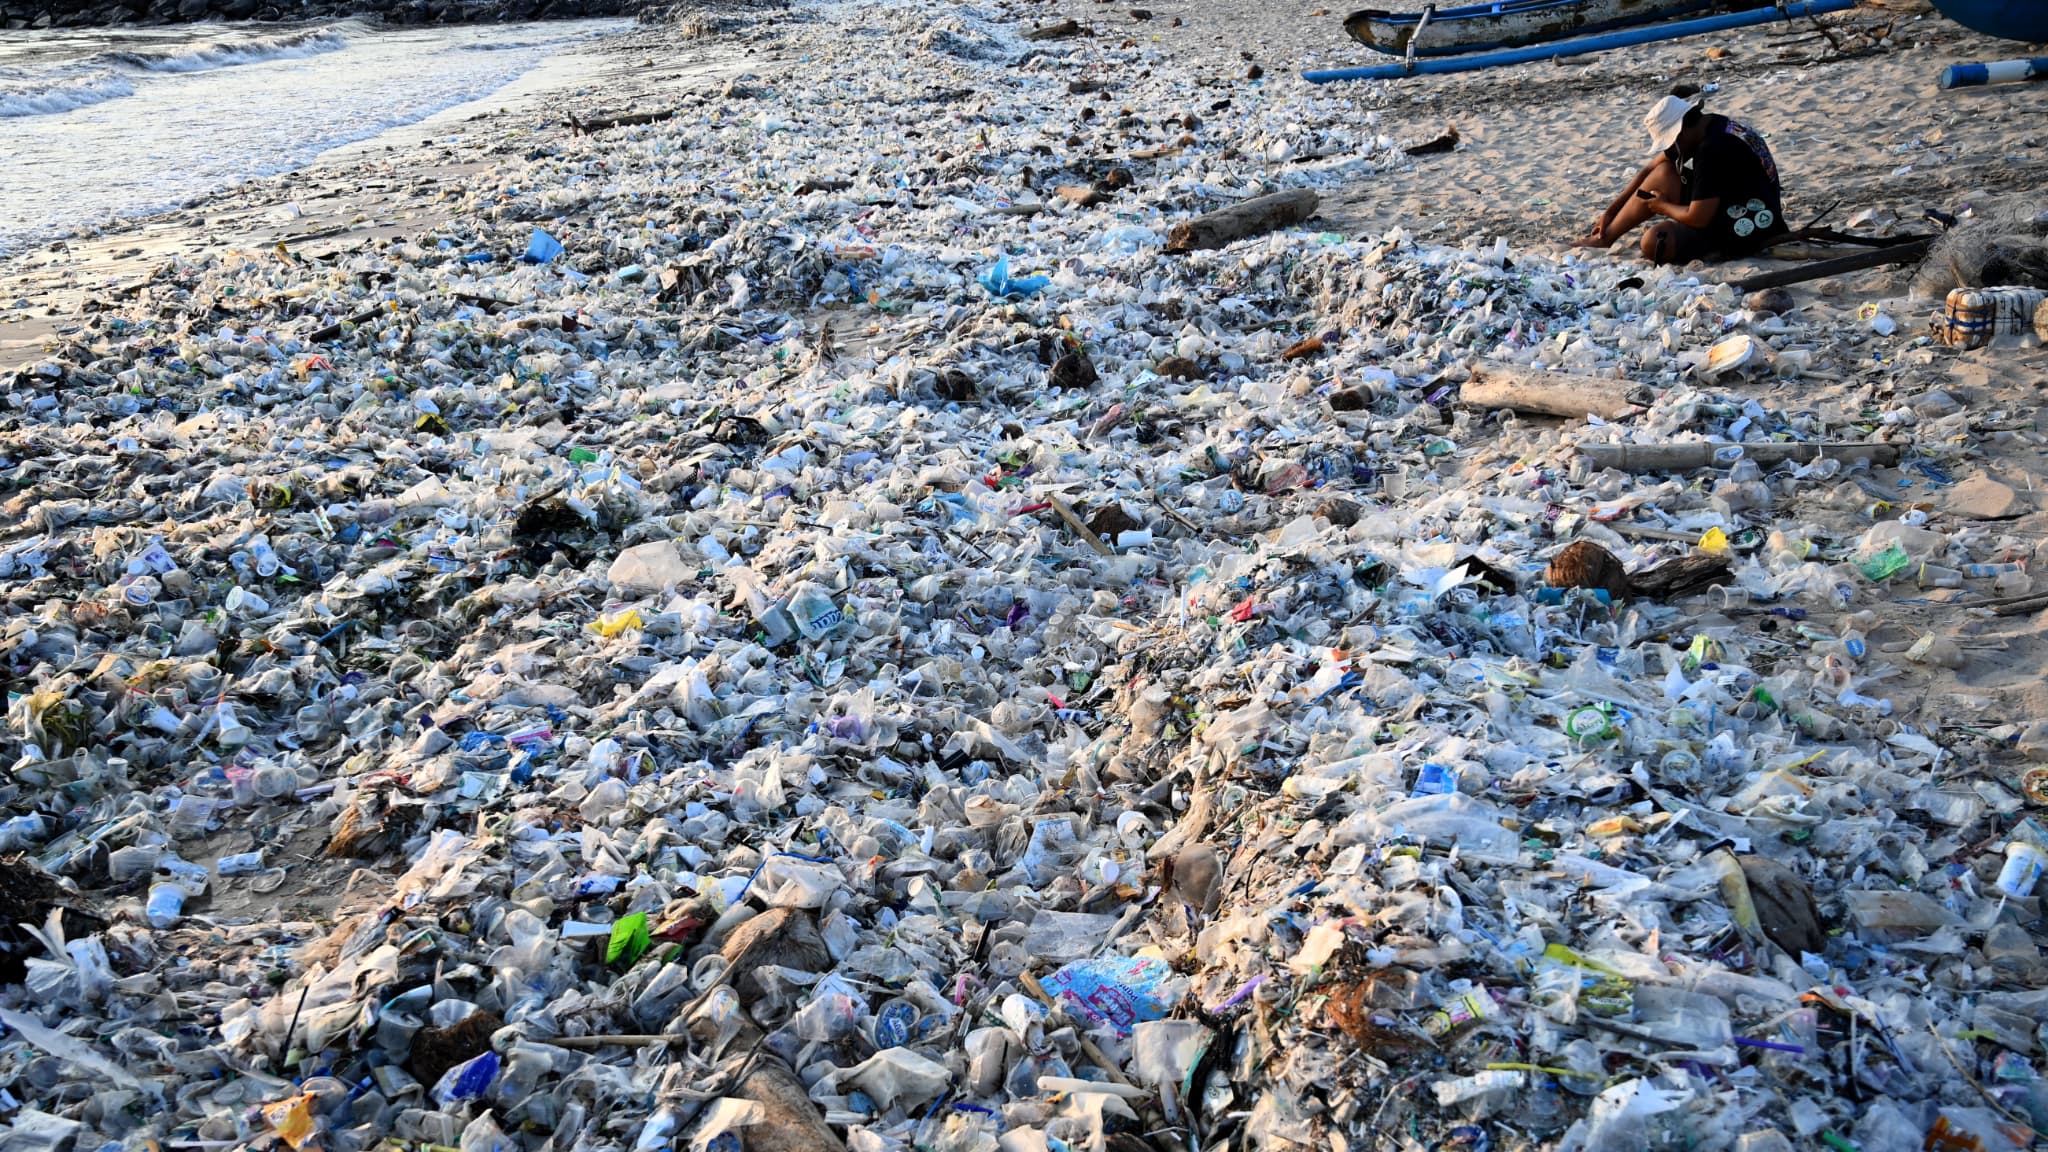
[0,18,624,255]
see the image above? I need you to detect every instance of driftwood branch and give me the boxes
[1460,363,1649,421]
[568,109,677,136]
[1165,190,1319,253]
[533,1033,689,1049]
[1578,441,1900,472]
[1047,495,1114,556]
[1025,19,1085,39]
[1733,238,1934,293]
[307,305,384,343]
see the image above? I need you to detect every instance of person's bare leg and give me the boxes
[1575,160,1680,248]
[1640,221,1692,265]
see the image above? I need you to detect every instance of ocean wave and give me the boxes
[451,29,602,51]
[453,38,556,51]
[100,26,349,74]
[0,69,135,118]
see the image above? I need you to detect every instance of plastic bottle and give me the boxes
[1813,630,1867,663]
[1916,563,1963,589]
[1433,1069,1525,1106]
[1420,988,1495,1037]
[1631,986,1731,1051]
[218,851,266,876]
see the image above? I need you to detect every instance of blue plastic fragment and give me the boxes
[521,228,565,265]
[977,254,1050,298]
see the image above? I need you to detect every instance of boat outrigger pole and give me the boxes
[1403,4,1437,73]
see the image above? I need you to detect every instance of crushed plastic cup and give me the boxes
[144,882,185,929]
[1997,841,2045,897]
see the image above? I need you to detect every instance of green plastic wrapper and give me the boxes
[607,912,651,966]
[1858,544,1911,582]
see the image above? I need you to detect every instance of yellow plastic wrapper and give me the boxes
[587,609,644,638]
[1697,526,1730,556]
[263,1094,317,1150]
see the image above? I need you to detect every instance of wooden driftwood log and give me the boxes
[1732,238,1934,292]
[1165,189,1319,252]
[1459,362,1649,421]
[307,304,385,343]
[1025,18,1084,39]
[1578,441,1900,472]
[568,109,677,135]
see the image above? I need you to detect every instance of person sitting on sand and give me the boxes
[1574,95,1788,264]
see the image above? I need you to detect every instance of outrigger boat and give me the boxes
[1312,0,2043,85]
[1926,0,2048,43]
[1343,0,1769,58]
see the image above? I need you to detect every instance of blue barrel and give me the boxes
[1930,0,2048,43]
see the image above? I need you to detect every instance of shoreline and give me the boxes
[4,0,640,31]
[0,19,731,369]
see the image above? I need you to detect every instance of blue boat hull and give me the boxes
[1930,0,2048,43]
[1343,0,1760,56]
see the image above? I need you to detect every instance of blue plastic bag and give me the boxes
[1041,956,1178,1036]
[521,228,564,265]
[977,254,1049,298]
[431,1050,500,1106]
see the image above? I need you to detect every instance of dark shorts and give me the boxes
[1646,219,1788,265]
[1644,222,1715,265]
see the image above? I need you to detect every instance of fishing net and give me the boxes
[1912,203,2048,299]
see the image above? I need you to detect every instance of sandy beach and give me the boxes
[8,0,2045,718]
[4,0,2048,1147]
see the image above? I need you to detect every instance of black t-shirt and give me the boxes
[1667,114,1787,255]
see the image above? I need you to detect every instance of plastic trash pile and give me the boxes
[2,3,2045,1152]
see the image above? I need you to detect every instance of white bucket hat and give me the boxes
[1644,94,1697,153]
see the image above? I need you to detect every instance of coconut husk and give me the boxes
[325,798,389,859]
[726,1053,846,1152]
[1545,540,1630,599]
[408,1010,503,1090]
[1738,855,1825,957]
[719,908,831,1001]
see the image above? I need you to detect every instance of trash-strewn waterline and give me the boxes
[0,17,625,255]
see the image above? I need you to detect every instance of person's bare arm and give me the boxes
[1649,192,1720,229]
[1599,157,1667,235]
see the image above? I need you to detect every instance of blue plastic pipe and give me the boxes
[1940,58,2048,89]
[1303,0,1859,83]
